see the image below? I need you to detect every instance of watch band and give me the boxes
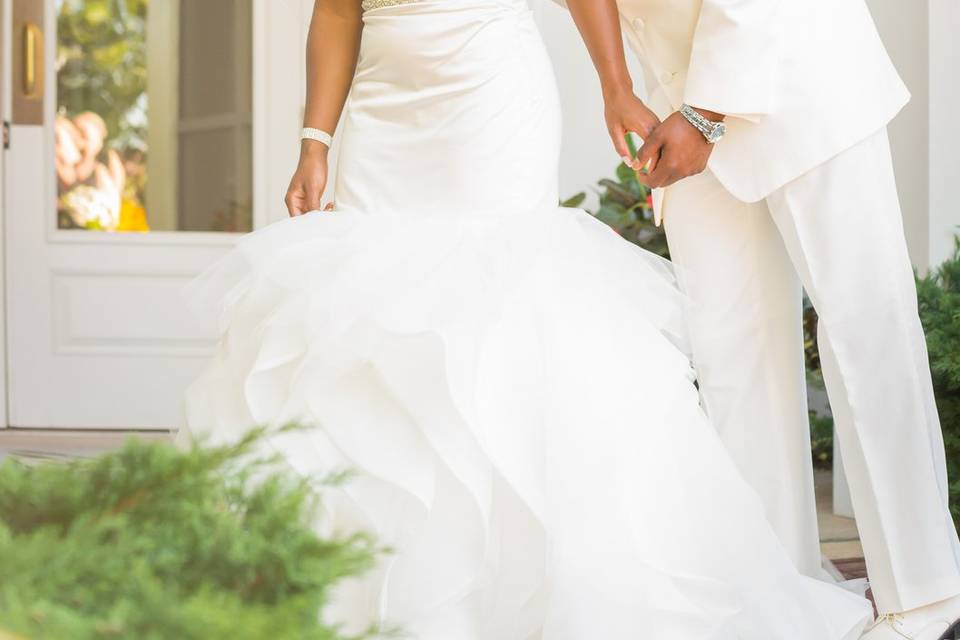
[301,127,333,148]
[679,104,726,144]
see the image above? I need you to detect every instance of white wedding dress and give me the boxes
[183,0,874,638]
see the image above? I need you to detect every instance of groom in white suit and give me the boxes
[564,0,960,637]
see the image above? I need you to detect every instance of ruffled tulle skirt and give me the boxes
[185,0,872,635]
[184,207,872,639]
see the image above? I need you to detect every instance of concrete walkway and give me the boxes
[816,468,863,561]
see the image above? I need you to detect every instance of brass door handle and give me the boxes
[22,22,44,99]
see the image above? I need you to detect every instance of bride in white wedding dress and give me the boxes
[181,0,875,638]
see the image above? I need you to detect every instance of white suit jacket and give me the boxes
[612,0,910,204]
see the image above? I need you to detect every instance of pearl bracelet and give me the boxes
[301,127,333,148]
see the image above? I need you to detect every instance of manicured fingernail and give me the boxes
[622,156,634,167]
[641,159,652,174]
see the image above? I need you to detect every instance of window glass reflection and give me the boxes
[55,0,252,233]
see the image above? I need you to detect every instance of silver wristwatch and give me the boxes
[679,104,726,144]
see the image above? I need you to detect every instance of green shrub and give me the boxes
[0,425,381,640]
[917,239,960,525]
[809,409,835,470]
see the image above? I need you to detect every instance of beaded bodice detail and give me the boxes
[362,0,420,11]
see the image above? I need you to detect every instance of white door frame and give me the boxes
[0,0,9,428]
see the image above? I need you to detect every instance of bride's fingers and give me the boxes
[626,122,661,171]
[608,124,633,167]
[305,188,323,213]
[643,145,675,188]
[627,119,655,142]
[285,189,305,217]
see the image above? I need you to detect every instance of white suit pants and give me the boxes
[662,128,960,613]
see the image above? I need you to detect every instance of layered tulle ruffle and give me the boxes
[184,207,871,640]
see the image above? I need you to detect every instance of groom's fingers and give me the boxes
[645,147,677,188]
[636,135,662,170]
[635,138,664,185]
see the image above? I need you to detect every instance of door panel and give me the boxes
[6,126,231,428]
[4,0,308,429]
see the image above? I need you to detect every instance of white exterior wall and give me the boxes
[531,0,647,207]
[866,0,959,271]
[866,0,931,269]
[928,0,960,267]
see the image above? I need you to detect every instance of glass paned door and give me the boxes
[5,0,308,429]
[55,0,253,233]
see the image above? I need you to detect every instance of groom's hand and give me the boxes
[636,109,720,189]
[603,90,661,166]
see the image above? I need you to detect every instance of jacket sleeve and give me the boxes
[683,0,784,121]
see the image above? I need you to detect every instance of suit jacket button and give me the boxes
[660,71,677,85]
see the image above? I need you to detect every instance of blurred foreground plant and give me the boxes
[0,425,380,640]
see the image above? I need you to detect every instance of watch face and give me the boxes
[707,123,726,144]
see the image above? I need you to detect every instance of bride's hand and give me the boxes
[603,89,661,169]
[285,141,329,216]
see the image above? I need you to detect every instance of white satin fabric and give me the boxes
[183,1,873,637]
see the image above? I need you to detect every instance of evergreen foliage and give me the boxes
[809,410,835,470]
[0,425,381,639]
[917,239,960,526]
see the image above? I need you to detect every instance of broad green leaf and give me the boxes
[560,192,587,209]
